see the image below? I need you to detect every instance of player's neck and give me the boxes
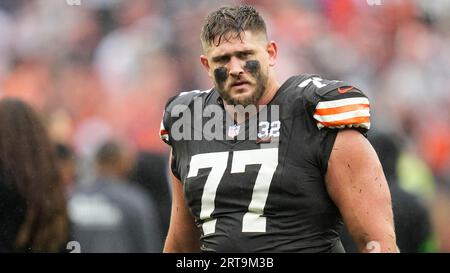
[257,76,280,106]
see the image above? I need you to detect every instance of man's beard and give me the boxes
[216,71,268,107]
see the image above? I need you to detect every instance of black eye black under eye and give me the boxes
[244,60,260,75]
[214,67,228,84]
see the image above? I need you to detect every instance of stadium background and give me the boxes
[0,0,449,252]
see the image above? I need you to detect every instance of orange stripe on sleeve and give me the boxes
[315,104,369,116]
[317,116,370,127]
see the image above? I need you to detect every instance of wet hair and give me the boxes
[0,98,69,252]
[200,5,267,49]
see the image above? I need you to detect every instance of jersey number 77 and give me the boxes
[187,148,278,235]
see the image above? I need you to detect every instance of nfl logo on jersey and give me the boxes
[227,124,241,138]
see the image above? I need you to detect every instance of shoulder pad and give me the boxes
[159,89,212,145]
[166,89,212,112]
[297,75,347,102]
[297,76,371,131]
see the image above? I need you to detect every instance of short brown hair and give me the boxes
[200,5,267,49]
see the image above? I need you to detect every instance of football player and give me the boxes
[160,5,398,253]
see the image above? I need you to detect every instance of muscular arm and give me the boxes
[325,130,399,253]
[163,154,201,253]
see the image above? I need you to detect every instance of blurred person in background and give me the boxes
[0,98,70,252]
[129,151,171,240]
[55,142,78,196]
[341,132,436,253]
[68,139,164,252]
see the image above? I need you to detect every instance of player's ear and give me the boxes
[267,41,278,67]
[200,55,212,78]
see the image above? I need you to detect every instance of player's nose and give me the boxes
[228,57,244,77]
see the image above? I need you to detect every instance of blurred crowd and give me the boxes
[0,0,449,252]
